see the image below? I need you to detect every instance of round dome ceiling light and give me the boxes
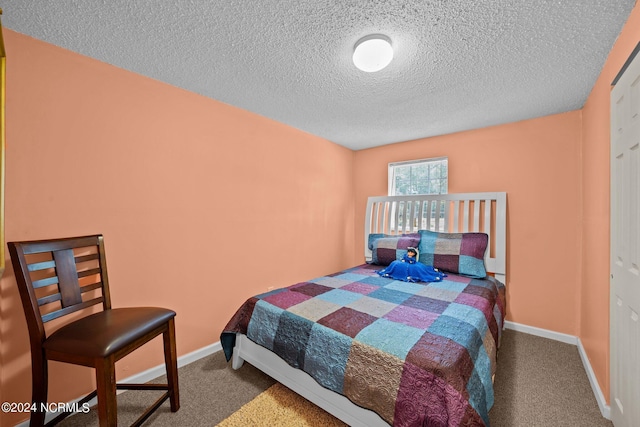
[353,34,393,72]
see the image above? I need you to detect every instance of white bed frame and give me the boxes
[231,192,507,427]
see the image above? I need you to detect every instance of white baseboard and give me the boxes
[504,321,610,420]
[123,341,222,385]
[14,341,222,427]
[576,338,611,420]
[504,320,578,345]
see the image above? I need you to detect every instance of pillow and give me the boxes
[418,230,488,278]
[369,233,421,266]
[368,233,388,250]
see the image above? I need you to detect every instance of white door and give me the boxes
[610,48,640,427]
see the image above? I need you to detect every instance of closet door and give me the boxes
[610,46,640,427]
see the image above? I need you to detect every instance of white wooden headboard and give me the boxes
[365,192,507,283]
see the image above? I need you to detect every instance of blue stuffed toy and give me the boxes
[377,247,446,283]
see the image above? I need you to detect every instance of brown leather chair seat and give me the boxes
[44,307,176,358]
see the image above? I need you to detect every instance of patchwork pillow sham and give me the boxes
[418,230,488,278]
[369,233,420,266]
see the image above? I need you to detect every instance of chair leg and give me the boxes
[95,356,117,427]
[163,318,180,412]
[30,352,48,427]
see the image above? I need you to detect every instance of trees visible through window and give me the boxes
[388,157,448,196]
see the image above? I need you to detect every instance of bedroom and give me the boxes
[0,2,639,426]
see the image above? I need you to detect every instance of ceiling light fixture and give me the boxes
[352,34,393,73]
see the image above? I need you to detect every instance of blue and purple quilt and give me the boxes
[221,264,506,426]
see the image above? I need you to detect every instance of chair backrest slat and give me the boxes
[28,260,56,272]
[78,268,101,279]
[80,281,103,294]
[37,293,61,306]
[32,276,59,289]
[75,253,99,264]
[41,297,104,323]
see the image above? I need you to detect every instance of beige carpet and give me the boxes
[53,329,613,427]
[216,383,347,427]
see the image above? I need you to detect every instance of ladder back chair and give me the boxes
[8,234,180,427]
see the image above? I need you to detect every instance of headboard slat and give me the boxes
[472,200,479,232]
[484,199,492,238]
[436,200,443,231]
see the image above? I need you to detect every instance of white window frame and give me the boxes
[388,157,448,196]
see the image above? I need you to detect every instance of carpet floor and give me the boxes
[217,382,347,427]
[54,329,612,427]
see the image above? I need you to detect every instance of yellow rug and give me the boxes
[217,383,348,427]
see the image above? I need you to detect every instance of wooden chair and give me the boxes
[8,234,180,426]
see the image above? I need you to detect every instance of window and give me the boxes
[388,157,448,196]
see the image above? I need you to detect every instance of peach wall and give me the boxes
[354,112,583,333]
[580,2,640,404]
[0,31,355,426]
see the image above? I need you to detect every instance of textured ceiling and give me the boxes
[3,1,636,150]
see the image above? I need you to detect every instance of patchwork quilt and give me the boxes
[221,264,506,427]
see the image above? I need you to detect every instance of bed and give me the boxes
[221,192,507,427]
